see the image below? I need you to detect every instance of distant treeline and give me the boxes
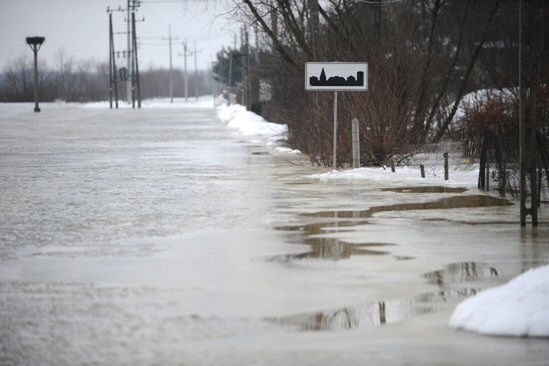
[0,50,213,103]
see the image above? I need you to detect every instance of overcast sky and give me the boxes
[0,0,238,71]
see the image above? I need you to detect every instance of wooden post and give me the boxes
[109,13,113,109]
[443,152,449,180]
[486,149,490,191]
[519,0,539,225]
[352,118,360,168]
[420,164,425,178]
[332,91,338,169]
[390,160,395,173]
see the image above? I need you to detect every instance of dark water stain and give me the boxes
[285,181,312,186]
[424,262,499,287]
[268,287,479,332]
[395,255,416,261]
[272,195,511,262]
[423,218,549,226]
[302,195,512,219]
[382,186,468,194]
[251,151,270,155]
[271,219,392,261]
[267,239,392,261]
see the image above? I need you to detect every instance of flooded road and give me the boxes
[1,103,548,365]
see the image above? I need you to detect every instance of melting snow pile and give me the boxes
[310,166,478,187]
[450,264,549,337]
[216,100,300,153]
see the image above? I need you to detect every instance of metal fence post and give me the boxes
[332,91,338,169]
[443,152,449,180]
[352,118,360,168]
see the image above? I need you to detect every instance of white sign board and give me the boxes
[305,62,368,91]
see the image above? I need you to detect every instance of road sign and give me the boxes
[304,62,368,170]
[305,62,368,91]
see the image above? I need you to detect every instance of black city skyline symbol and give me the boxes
[309,67,364,87]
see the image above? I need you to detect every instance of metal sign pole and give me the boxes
[333,90,338,169]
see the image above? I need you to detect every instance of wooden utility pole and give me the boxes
[184,42,189,101]
[193,41,202,101]
[245,26,250,110]
[162,25,179,103]
[131,11,141,108]
[126,0,132,103]
[108,12,119,109]
[109,12,114,109]
[519,0,540,226]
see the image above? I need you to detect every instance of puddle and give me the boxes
[423,262,499,287]
[268,239,392,261]
[272,195,511,262]
[284,182,312,186]
[269,263,497,332]
[302,195,512,219]
[268,287,478,332]
[382,186,468,194]
[271,220,393,261]
[395,255,415,261]
[251,152,269,155]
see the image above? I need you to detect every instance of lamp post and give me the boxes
[26,36,45,112]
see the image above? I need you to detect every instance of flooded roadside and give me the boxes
[0,105,548,365]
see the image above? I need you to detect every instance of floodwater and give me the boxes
[1,102,548,365]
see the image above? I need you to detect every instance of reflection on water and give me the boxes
[270,288,479,332]
[272,195,511,262]
[303,195,512,219]
[268,239,391,261]
[270,263,500,332]
[423,262,499,287]
[271,299,433,331]
[271,219,393,260]
[382,186,468,193]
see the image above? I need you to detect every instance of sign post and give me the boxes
[305,62,368,169]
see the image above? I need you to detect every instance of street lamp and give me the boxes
[26,36,45,112]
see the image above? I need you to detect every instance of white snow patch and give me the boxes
[450,264,549,337]
[310,166,478,187]
[216,101,301,155]
[275,147,300,154]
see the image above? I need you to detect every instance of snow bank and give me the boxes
[310,166,478,187]
[217,103,287,138]
[450,264,549,337]
[216,101,301,155]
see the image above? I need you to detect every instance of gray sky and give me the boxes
[0,0,238,71]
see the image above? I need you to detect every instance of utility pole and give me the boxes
[519,0,540,226]
[107,6,124,109]
[193,41,202,101]
[108,12,120,109]
[26,37,45,113]
[184,42,188,101]
[179,42,192,102]
[109,12,114,109]
[131,10,141,108]
[162,25,179,103]
[245,26,250,110]
[126,0,131,103]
